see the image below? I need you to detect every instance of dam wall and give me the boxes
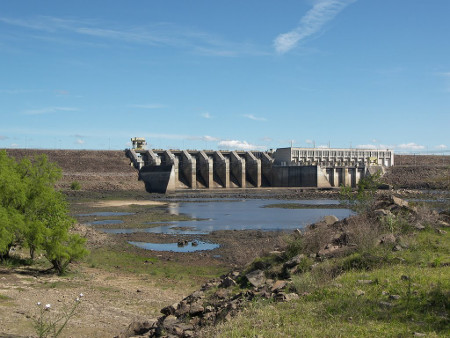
[128,148,389,193]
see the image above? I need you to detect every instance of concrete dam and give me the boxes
[126,139,394,193]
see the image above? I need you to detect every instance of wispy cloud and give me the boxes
[22,106,78,115]
[243,114,267,122]
[0,135,8,140]
[218,140,266,151]
[201,112,213,119]
[130,104,166,109]
[397,143,425,151]
[435,144,447,150]
[0,15,264,57]
[274,0,356,54]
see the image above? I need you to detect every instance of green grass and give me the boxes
[85,245,227,288]
[212,228,450,337]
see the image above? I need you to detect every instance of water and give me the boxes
[89,219,124,225]
[78,212,134,217]
[128,240,220,252]
[100,199,352,235]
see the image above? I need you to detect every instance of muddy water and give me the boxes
[100,199,352,235]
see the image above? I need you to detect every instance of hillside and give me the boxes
[4,149,144,192]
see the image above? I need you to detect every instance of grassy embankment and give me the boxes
[211,202,450,337]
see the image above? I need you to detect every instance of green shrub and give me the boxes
[70,181,81,191]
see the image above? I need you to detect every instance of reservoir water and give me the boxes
[100,199,353,235]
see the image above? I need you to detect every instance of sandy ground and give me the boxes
[89,200,166,208]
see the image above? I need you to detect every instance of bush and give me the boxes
[0,150,88,273]
[70,181,81,191]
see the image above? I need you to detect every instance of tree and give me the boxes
[0,150,88,273]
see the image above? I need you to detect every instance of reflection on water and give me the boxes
[128,240,219,252]
[100,199,353,235]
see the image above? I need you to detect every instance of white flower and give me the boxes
[79,293,84,298]
[37,302,42,306]
[45,304,51,310]
[75,297,80,302]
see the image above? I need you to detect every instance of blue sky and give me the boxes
[0,0,449,153]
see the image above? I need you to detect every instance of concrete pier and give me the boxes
[127,146,393,193]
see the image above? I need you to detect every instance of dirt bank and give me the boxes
[4,149,449,192]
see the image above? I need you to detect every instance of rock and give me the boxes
[357,280,374,284]
[401,275,410,281]
[437,220,450,228]
[271,280,288,293]
[377,233,396,246]
[189,302,204,316]
[214,289,229,299]
[414,224,426,230]
[245,269,266,288]
[374,209,392,217]
[413,332,426,337]
[283,254,305,269]
[332,232,349,246]
[322,215,339,225]
[393,245,403,252]
[355,290,365,296]
[120,320,156,337]
[436,229,447,235]
[392,196,409,208]
[177,240,188,247]
[389,294,400,300]
[379,301,394,308]
[161,302,178,316]
[219,276,236,288]
[318,244,340,257]
[275,292,299,302]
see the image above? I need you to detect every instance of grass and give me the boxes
[86,245,227,288]
[211,227,450,337]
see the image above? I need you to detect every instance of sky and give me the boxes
[0,0,449,153]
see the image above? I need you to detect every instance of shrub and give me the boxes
[70,181,81,191]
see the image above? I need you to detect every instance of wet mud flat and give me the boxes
[115,229,289,268]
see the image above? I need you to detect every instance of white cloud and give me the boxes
[22,106,78,115]
[305,139,313,144]
[274,0,356,54]
[436,144,447,150]
[10,143,19,148]
[202,135,219,142]
[0,135,8,140]
[201,112,212,119]
[218,140,265,151]
[356,144,378,149]
[317,145,329,149]
[243,114,267,122]
[397,143,425,150]
[75,139,85,145]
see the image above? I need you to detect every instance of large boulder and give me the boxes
[245,269,266,288]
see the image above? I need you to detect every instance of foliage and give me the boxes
[0,150,88,273]
[339,171,382,214]
[70,181,81,191]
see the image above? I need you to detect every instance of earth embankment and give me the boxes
[4,149,450,191]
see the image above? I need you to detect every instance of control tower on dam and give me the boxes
[126,138,393,193]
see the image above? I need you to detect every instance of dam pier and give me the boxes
[126,138,394,193]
